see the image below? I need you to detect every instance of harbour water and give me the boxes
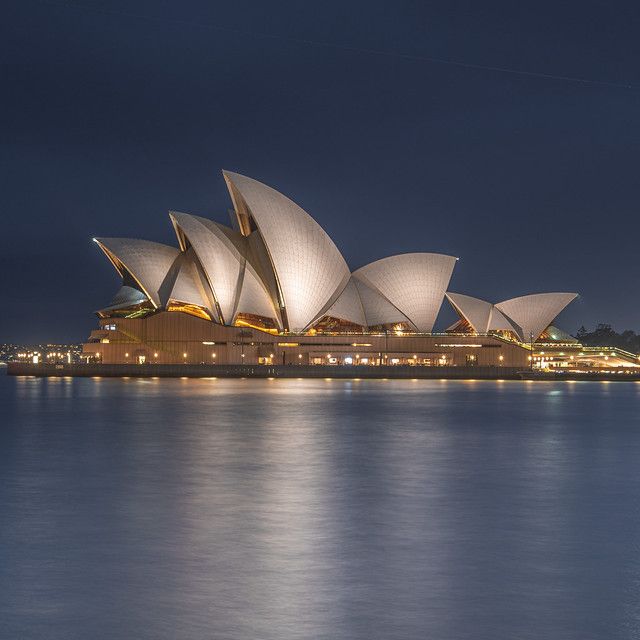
[1,375,640,639]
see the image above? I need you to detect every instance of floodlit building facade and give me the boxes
[83,171,591,369]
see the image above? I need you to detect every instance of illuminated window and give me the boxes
[167,302,211,321]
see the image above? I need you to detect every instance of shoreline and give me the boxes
[6,362,640,381]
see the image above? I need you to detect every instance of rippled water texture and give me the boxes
[1,375,640,639]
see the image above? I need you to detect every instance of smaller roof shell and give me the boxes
[354,253,457,332]
[169,212,245,324]
[164,249,213,314]
[94,238,178,308]
[495,292,578,342]
[446,292,493,333]
[446,292,518,334]
[321,277,367,327]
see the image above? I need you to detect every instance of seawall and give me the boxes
[7,362,522,380]
[7,363,640,381]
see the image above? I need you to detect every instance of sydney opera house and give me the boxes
[83,171,589,369]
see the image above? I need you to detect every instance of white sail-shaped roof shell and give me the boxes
[495,293,578,342]
[446,292,493,333]
[223,171,351,332]
[322,278,367,327]
[94,238,178,308]
[165,249,213,314]
[353,278,410,328]
[353,253,457,332]
[212,225,280,323]
[234,262,280,322]
[170,212,278,326]
[487,306,517,332]
[99,285,149,313]
[446,292,518,334]
[170,212,244,324]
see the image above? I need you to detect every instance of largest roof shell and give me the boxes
[222,171,351,332]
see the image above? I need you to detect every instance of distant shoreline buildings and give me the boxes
[1,344,83,365]
[74,171,635,370]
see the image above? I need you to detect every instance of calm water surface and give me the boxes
[1,374,640,639]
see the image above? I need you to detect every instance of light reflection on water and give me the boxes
[2,376,640,640]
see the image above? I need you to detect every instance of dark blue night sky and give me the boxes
[2,0,639,342]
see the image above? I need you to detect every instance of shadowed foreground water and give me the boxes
[1,375,640,640]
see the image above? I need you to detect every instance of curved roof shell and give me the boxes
[170,212,278,326]
[353,278,410,328]
[495,292,578,342]
[234,266,282,323]
[170,213,244,323]
[446,292,517,334]
[353,253,457,332]
[222,171,351,332]
[446,292,493,333]
[321,278,367,327]
[94,238,179,308]
[163,248,213,314]
[99,285,149,313]
[488,307,518,332]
